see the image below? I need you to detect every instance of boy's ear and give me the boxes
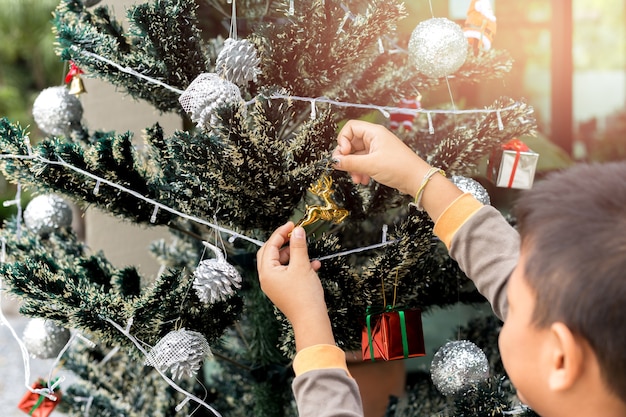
[547,322,584,392]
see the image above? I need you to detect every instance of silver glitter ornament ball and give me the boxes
[430,340,490,396]
[32,86,83,137]
[179,73,244,130]
[23,194,73,236]
[215,38,261,86]
[145,328,212,380]
[451,175,491,205]
[193,242,242,304]
[22,318,71,359]
[408,17,468,78]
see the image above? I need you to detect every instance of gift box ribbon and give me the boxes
[28,394,48,416]
[502,138,530,188]
[365,306,409,362]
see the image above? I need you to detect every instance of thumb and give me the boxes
[333,154,372,185]
[288,226,312,268]
[334,153,367,172]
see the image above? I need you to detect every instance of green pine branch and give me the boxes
[54,0,207,113]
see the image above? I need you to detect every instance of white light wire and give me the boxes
[77,49,518,120]
[104,317,222,417]
[0,151,404,258]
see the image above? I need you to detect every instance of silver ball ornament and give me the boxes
[430,340,490,396]
[193,242,242,304]
[215,38,261,86]
[32,86,83,136]
[408,17,468,78]
[23,194,73,236]
[179,73,244,130]
[22,318,71,359]
[145,328,212,380]
[451,175,490,205]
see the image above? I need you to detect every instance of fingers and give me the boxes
[311,259,322,271]
[335,120,372,155]
[257,221,293,270]
[334,120,377,184]
[258,222,319,270]
[286,226,312,270]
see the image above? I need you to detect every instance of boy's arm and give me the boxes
[257,224,364,416]
[257,223,334,351]
[333,120,518,320]
[292,345,364,417]
[434,194,519,320]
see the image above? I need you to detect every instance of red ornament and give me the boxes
[464,0,497,55]
[389,97,421,131]
[64,62,84,84]
[17,380,62,417]
[362,307,426,361]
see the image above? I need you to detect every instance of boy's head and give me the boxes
[498,162,626,416]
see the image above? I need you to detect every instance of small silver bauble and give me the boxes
[144,328,212,380]
[215,38,261,86]
[451,175,491,205]
[430,340,490,396]
[22,318,71,359]
[408,17,468,78]
[32,86,83,137]
[23,194,73,236]
[178,73,244,130]
[193,242,242,304]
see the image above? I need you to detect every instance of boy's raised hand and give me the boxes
[257,222,335,350]
[332,119,430,197]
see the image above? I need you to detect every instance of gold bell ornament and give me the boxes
[65,61,87,95]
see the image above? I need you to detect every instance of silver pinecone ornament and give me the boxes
[178,73,244,130]
[193,242,242,304]
[430,340,490,396]
[32,86,83,137]
[22,318,71,359]
[215,38,261,86]
[23,194,73,236]
[144,328,211,380]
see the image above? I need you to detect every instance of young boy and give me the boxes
[256,120,626,417]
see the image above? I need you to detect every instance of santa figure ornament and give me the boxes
[464,0,497,55]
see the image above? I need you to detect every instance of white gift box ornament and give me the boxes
[488,138,539,189]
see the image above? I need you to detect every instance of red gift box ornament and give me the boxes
[17,379,62,417]
[362,306,426,361]
[361,271,426,361]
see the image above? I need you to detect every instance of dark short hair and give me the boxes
[514,161,626,403]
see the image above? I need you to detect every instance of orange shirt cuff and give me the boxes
[293,344,350,377]
[433,193,483,248]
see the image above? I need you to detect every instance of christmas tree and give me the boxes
[0,0,540,416]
